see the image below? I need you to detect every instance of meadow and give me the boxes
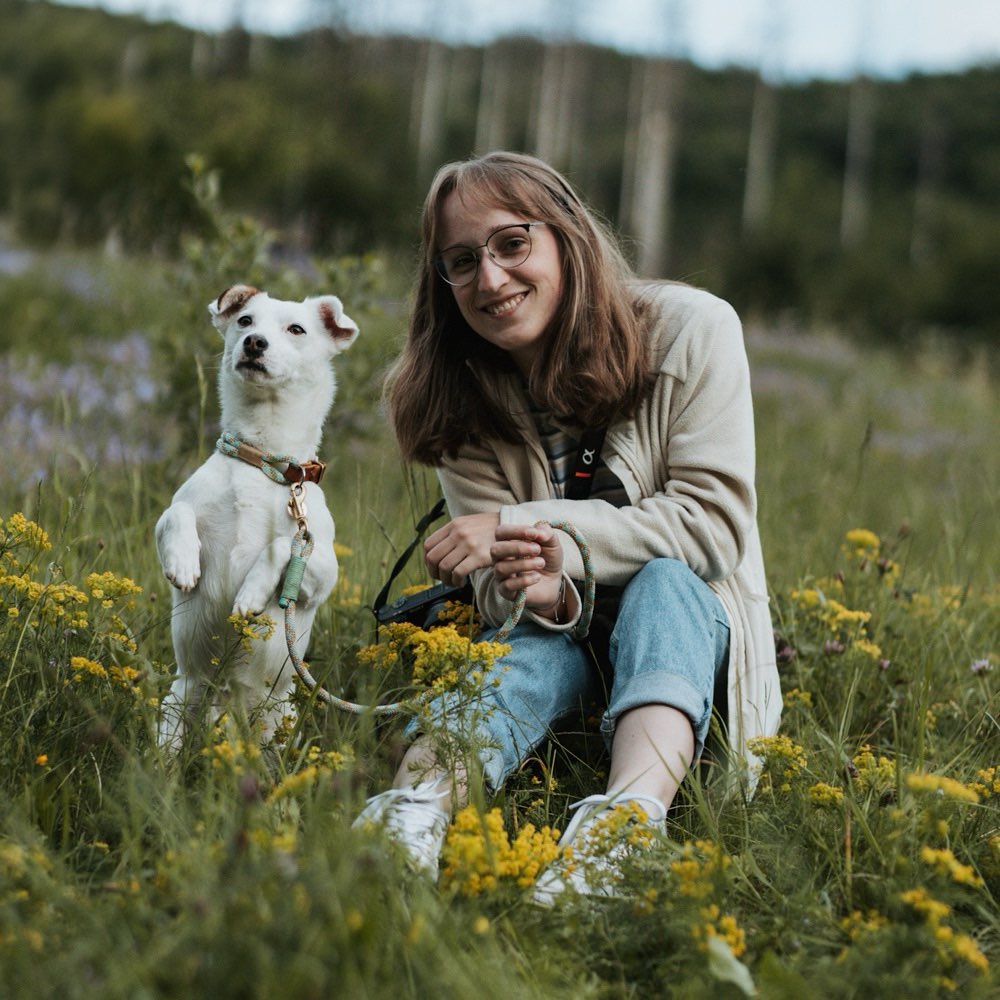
[0,187,997,998]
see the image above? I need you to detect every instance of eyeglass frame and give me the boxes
[432,222,548,287]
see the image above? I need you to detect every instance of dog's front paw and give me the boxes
[161,549,201,591]
[232,584,274,619]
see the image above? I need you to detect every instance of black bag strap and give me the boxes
[564,427,608,500]
[372,497,448,614]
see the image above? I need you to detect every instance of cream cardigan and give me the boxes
[436,282,782,780]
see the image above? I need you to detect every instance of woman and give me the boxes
[357,151,780,901]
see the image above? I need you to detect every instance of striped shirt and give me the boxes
[527,399,629,507]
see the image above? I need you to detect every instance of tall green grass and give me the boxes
[0,190,996,996]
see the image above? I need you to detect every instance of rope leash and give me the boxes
[493,520,595,641]
[281,519,596,716]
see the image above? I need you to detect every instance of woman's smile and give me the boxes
[438,192,563,373]
[482,291,528,318]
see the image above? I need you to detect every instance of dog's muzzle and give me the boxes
[236,333,269,373]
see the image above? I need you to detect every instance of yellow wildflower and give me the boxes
[359,621,508,701]
[85,571,142,603]
[70,656,109,681]
[790,585,875,648]
[269,766,321,800]
[226,611,276,653]
[900,886,951,923]
[441,806,561,897]
[968,766,1000,799]
[692,903,747,957]
[669,840,732,899]
[783,687,813,708]
[900,887,989,975]
[951,935,989,975]
[747,734,808,792]
[0,513,51,552]
[840,908,889,940]
[843,528,880,555]
[563,799,659,876]
[919,846,985,888]
[906,772,980,804]
[852,746,897,796]
[808,782,845,806]
[434,598,477,631]
[908,586,964,619]
[852,638,883,661]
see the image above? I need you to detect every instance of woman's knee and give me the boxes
[619,557,720,623]
[634,555,701,589]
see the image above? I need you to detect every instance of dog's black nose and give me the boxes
[243,334,268,357]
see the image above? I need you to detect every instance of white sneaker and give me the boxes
[532,792,667,905]
[353,781,450,877]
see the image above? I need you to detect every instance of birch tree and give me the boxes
[619,0,686,277]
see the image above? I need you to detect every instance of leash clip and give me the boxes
[287,482,309,530]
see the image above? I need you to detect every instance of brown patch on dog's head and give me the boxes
[209,284,261,326]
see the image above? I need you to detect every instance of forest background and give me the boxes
[3,0,1000,349]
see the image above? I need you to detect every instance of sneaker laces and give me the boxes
[353,781,450,877]
[532,792,667,904]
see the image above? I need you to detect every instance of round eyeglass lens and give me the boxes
[436,224,537,286]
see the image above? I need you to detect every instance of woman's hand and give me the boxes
[424,512,501,586]
[491,523,564,610]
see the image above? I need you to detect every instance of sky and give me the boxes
[53,0,1000,80]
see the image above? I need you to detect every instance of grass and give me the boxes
[0,211,996,997]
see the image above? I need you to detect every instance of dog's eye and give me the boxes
[237,315,253,327]
[288,324,306,336]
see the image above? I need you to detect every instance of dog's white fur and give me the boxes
[156,284,358,749]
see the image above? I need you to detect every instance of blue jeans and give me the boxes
[412,557,730,793]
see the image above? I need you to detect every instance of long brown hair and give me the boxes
[386,152,652,465]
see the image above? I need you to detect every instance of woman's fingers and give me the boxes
[424,512,500,584]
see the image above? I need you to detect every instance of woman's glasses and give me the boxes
[434,222,547,287]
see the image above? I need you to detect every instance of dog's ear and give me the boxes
[208,285,262,330]
[313,295,359,353]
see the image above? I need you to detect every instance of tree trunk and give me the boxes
[412,39,449,186]
[621,58,681,277]
[910,108,946,264]
[742,74,778,234]
[532,44,581,170]
[476,43,514,154]
[841,75,876,247]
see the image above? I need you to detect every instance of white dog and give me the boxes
[155,284,358,750]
